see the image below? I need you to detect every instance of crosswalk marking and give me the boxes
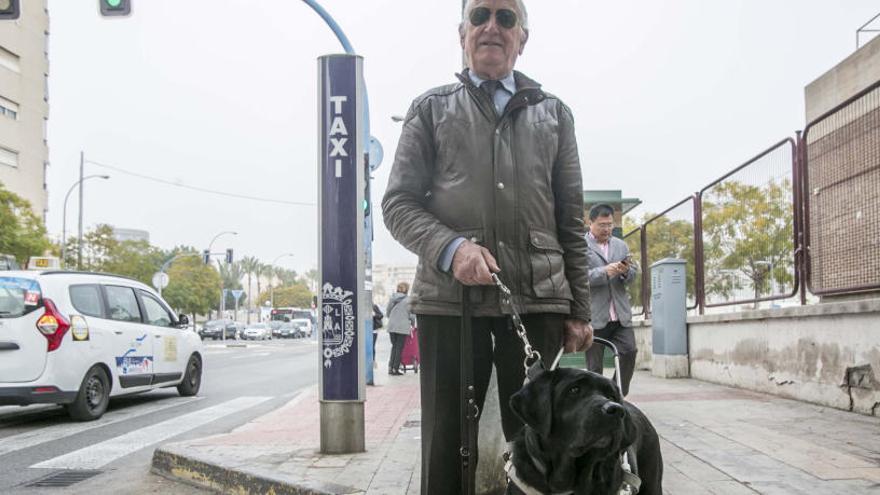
[232,352,271,359]
[0,397,203,457]
[31,396,271,470]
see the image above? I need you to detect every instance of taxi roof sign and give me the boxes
[27,257,61,270]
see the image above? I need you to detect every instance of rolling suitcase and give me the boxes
[399,326,420,373]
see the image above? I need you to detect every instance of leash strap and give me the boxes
[460,286,478,495]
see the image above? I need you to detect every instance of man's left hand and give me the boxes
[563,319,593,353]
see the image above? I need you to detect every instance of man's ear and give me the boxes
[509,372,553,438]
[519,28,529,54]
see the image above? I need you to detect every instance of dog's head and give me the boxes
[510,368,637,458]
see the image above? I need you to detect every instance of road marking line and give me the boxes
[31,396,271,470]
[0,397,203,457]
[231,352,271,359]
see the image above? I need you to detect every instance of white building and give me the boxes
[372,264,417,309]
[0,2,49,220]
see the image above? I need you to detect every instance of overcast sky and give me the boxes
[44,0,880,274]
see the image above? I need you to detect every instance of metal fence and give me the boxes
[803,79,880,295]
[625,77,879,316]
[699,139,798,309]
[622,228,644,316]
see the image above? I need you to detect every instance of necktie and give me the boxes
[480,80,500,100]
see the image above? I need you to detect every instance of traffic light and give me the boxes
[225,248,234,265]
[0,0,20,20]
[202,249,210,265]
[99,0,131,17]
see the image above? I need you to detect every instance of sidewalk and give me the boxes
[152,354,880,494]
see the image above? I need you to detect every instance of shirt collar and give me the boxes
[587,231,608,246]
[467,70,516,95]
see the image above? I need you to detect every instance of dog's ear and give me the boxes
[509,372,553,438]
[621,406,638,448]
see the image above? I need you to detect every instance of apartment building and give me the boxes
[0,1,49,220]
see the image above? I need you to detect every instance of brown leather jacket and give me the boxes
[382,70,591,321]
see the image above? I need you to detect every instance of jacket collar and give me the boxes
[586,233,610,262]
[456,69,547,119]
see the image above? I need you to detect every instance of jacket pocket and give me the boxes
[528,227,571,299]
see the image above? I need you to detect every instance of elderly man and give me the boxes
[585,203,639,396]
[382,0,593,492]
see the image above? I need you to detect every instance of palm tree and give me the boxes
[239,256,260,324]
[218,261,245,318]
[254,262,268,311]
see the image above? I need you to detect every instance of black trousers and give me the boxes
[584,321,637,396]
[417,313,564,495]
[388,332,407,371]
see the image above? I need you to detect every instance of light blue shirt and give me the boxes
[437,71,517,272]
[467,70,516,116]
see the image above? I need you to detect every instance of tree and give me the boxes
[0,182,51,264]
[239,256,260,323]
[218,261,245,310]
[702,179,794,306]
[163,255,222,324]
[258,282,312,308]
[624,213,696,303]
[101,239,165,286]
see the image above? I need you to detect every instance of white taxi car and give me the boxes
[0,271,204,421]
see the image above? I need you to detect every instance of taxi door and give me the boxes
[102,285,154,389]
[137,290,185,383]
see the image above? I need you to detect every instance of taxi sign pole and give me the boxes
[318,54,365,454]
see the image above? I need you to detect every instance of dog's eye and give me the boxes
[568,386,580,395]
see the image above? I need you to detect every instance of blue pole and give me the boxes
[302,0,375,385]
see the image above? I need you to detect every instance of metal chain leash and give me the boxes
[491,273,543,372]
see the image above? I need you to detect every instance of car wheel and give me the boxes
[66,366,110,421]
[177,355,202,397]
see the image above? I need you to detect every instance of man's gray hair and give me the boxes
[459,0,529,32]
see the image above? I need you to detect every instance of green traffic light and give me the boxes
[106,0,122,7]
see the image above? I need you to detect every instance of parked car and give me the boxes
[291,318,313,338]
[242,323,271,341]
[199,319,237,340]
[0,271,204,421]
[274,322,297,339]
[0,254,20,271]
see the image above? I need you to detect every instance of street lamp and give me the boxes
[207,231,237,336]
[61,174,109,269]
[269,253,295,309]
[208,230,238,253]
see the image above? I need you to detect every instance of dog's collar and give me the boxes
[504,450,643,495]
[504,453,573,495]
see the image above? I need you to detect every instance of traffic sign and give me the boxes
[152,272,170,290]
[231,290,244,301]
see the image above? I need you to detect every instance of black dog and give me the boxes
[507,368,662,494]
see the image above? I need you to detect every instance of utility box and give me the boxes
[650,258,689,378]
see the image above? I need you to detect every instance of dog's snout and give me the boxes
[601,401,624,418]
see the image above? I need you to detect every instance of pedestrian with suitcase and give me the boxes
[386,282,415,376]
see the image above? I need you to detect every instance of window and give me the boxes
[69,285,104,318]
[104,286,141,323]
[140,291,173,327]
[0,96,18,121]
[0,46,20,73]
[0,147,18,168]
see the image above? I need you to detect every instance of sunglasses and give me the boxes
[469,7,518,30]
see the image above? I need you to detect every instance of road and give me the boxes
[0,337,318,494]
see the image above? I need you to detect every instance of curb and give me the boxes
[151,446,362,495]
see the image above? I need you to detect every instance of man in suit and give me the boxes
[585,203,639,396]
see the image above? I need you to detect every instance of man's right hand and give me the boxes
[452,240,500,285]
[605,262,626,277]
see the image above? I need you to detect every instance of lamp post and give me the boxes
[269,253,295,310]
[61,173,109,269]
[207,231,237,334]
